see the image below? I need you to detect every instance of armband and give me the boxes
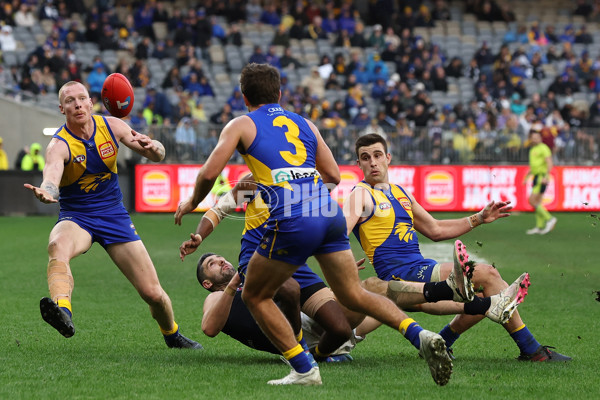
[223,286,236,297]
[467,212,484,229]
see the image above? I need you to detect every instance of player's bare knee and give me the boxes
[476,263,502,285]
[139,286,167,307]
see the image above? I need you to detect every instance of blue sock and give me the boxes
[403,321,424,350]
[60,307,72,318]
[439,324,460,348]
[288,350,313,373]
[510,325,540,355]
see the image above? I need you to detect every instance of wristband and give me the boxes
[194,233,203,243]
[224,286,236,297]
[467,212,484,229]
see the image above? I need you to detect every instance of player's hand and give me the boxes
[130,129,153,149]
[174,198,197,225]
[481,200,512,223]
[179,233,202,261]
[24,183,58,204]
[228,272,242,289]
[356,258,366,271]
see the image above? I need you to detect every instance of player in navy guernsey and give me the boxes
[175,63,455,386]
[25,81,201,350]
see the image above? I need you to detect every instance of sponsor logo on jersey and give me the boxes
[271,167,319,184]
[266,106,284,116]
[398,197,411,210]
[99,142,116,159]
[379,202,392,210]
[73,154,86,163]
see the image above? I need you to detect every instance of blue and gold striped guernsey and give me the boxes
[53,115,122,212]
[352,181,436,281]
[242,104,324,220]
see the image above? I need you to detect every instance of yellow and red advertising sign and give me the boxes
[135,164,600,212]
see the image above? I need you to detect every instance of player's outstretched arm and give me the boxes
[107,117,165,162]
[23,139,66,204]
[414,194,513,241]
[201,273,242,337]
[175,118,245,225]
[179,174,255,261]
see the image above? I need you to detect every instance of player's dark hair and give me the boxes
[196,252,216,288]
[239,63,280,106]
[355,133,388,158]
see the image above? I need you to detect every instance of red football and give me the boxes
[101,73,134,118]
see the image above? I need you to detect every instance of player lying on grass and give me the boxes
[179,174,530,360]
[343,133,571,362]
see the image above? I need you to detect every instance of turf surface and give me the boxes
[1,211,598,399]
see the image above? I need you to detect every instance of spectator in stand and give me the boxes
[415,4,434,27]
[144,86,173,121]
[322,10,338,34]
[260,3,280,26]
[265,45,281,69]
[306,15,328,40]
[210,103,234,125]
[325,72,342,90]
[86,62,108,98]
[98,25,119,51]
[272,23,290,47]
[432,0,451,20]
[0,25,16,51]
[248,45,267,64]
[318,54,334,80]
[175,117,197,160]
[129,108,148,133]
[210,15,226,45]
[397,6,416,32]
[367,23,385,50]
[350,21,369,48]
[143,101,163,126]
[21,142,44,171]
[183,72,204,97]
[135,36,152,60]
[445,57,465,78]
[353,107,372,128]
[280,46,302,70]
[288,17,305,40]
[575,25,593,45]
[14,3,36,28]
[371,78,387,100]
[227,23,243,46]
[334,28,352,49]
[195,9,212,52]
[39,0,59,21]
[133,1,155,39]
[150,40,168,59]
[162,66,183,90]
[559,25,575,44]
[227,87,246,112]
[301,66,325,99]
[0,137,7,170]
[543,24,559,44]
[345,84,366,120]
[528,22,547,46]
[338,7,356,35]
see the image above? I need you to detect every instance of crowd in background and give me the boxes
[1,0,600,167]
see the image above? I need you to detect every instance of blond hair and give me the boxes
[58,81,88,105]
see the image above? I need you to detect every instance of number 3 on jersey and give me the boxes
[273,116,306,166]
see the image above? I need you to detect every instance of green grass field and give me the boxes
[1,211,599,399]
